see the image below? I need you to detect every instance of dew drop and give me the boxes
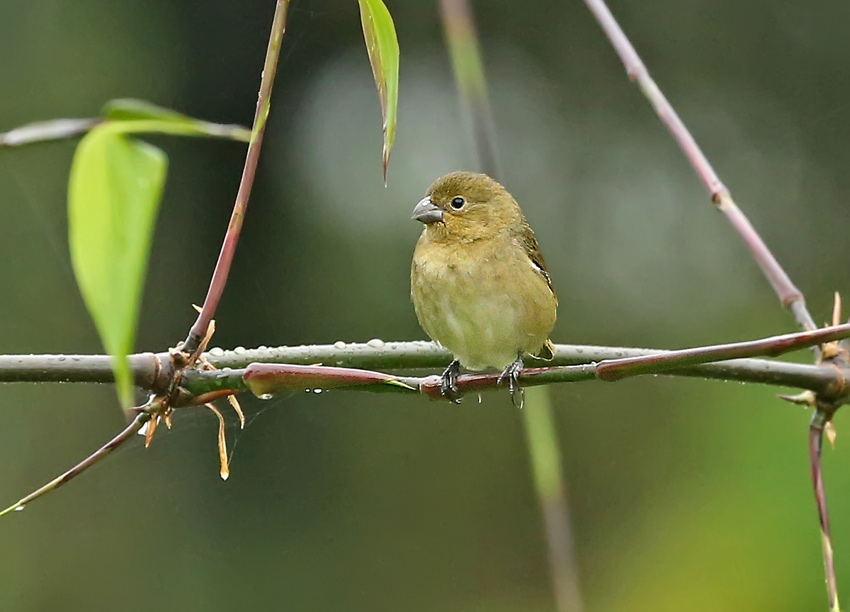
[367,338,385,348]
[14,505,25,512]
[305,388,312,393]
[313,389,323,394]
[209,347,225,357]
[333,341,346,349]
[259,393,274,400]
[234,346,246,355]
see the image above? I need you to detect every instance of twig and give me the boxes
[182,0,290,355]
[439,0,501,178]
[523,387,585,611]
[0,118,102,147]
[581,0,816,335]
[595,323,850,382]
[0,410,152,517]
[581,1,839,606]
[441,3,580,606]
[811,408,841,612]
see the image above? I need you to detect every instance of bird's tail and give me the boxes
[536,339,555,360]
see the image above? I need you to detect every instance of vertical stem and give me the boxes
[439,0,501,178]
[581,2,836,604]
[523,386,585,612]
[439,2,581,607]
[183,0,291,355]
[810,410,841,612]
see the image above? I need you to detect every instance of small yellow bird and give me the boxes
[410,171,557,403]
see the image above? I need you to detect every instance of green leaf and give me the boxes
[68,125,167,408]
[102,99,251,142]
[102,98,190,123]
[357,0,400,182]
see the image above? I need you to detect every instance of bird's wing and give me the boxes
[518,221,556,299]
[519,222,557,361]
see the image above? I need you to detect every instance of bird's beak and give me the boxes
[411,197,443,224]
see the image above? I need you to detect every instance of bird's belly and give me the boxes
[436,292,521,370]
[411,256,553,371]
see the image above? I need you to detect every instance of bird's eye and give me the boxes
[450,197,465,209]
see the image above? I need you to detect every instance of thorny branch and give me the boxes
[581,0,846,608]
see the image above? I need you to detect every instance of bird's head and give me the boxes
[411,171,524,242]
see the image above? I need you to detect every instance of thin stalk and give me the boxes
[0,411,151,517]
[0,118,102,147]
[440,2,578,608]
[522,386,584,612]
[183,0,290,355]
[581,0,837,605]
[581,0,816,335]
[439,0,501,178]
[810,409,841,612]
[594,323,850,382]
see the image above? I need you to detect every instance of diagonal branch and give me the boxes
[0,410,152,518]
[580,2,842,608]
[182,0,290,355]
[581,0,817,335]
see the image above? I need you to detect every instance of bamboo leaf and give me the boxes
[357,0,400,182]
[103,99,251,142]
[68,125,167,407]
[102,98,190,123]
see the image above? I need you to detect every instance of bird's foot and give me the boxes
[498,356,525,408]
[440,359,462,403]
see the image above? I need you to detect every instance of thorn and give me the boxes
[228,395,246,429]
[819,293,846,361]
[826,421,838,448]
[192,304,203,314]
[205,403,230,481]
[777,390,817,407]
[833,292,842,328]
[188,318,216,364]
[144,415,159,448]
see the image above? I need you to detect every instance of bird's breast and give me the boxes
[410,237,556,371]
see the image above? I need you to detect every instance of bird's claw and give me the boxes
[498,356,525,408]
[440,359,462,403]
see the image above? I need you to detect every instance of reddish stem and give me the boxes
[809,411,840,612]
[183,0,290,355]
[582,0,816,334]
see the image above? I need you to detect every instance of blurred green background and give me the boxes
[2,0,850,610]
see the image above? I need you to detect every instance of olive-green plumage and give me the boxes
[410,172,557,382]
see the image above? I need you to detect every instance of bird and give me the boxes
[410,171,557,405]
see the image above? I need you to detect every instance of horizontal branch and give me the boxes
[177,346,844,402]
[2,329,847,402]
